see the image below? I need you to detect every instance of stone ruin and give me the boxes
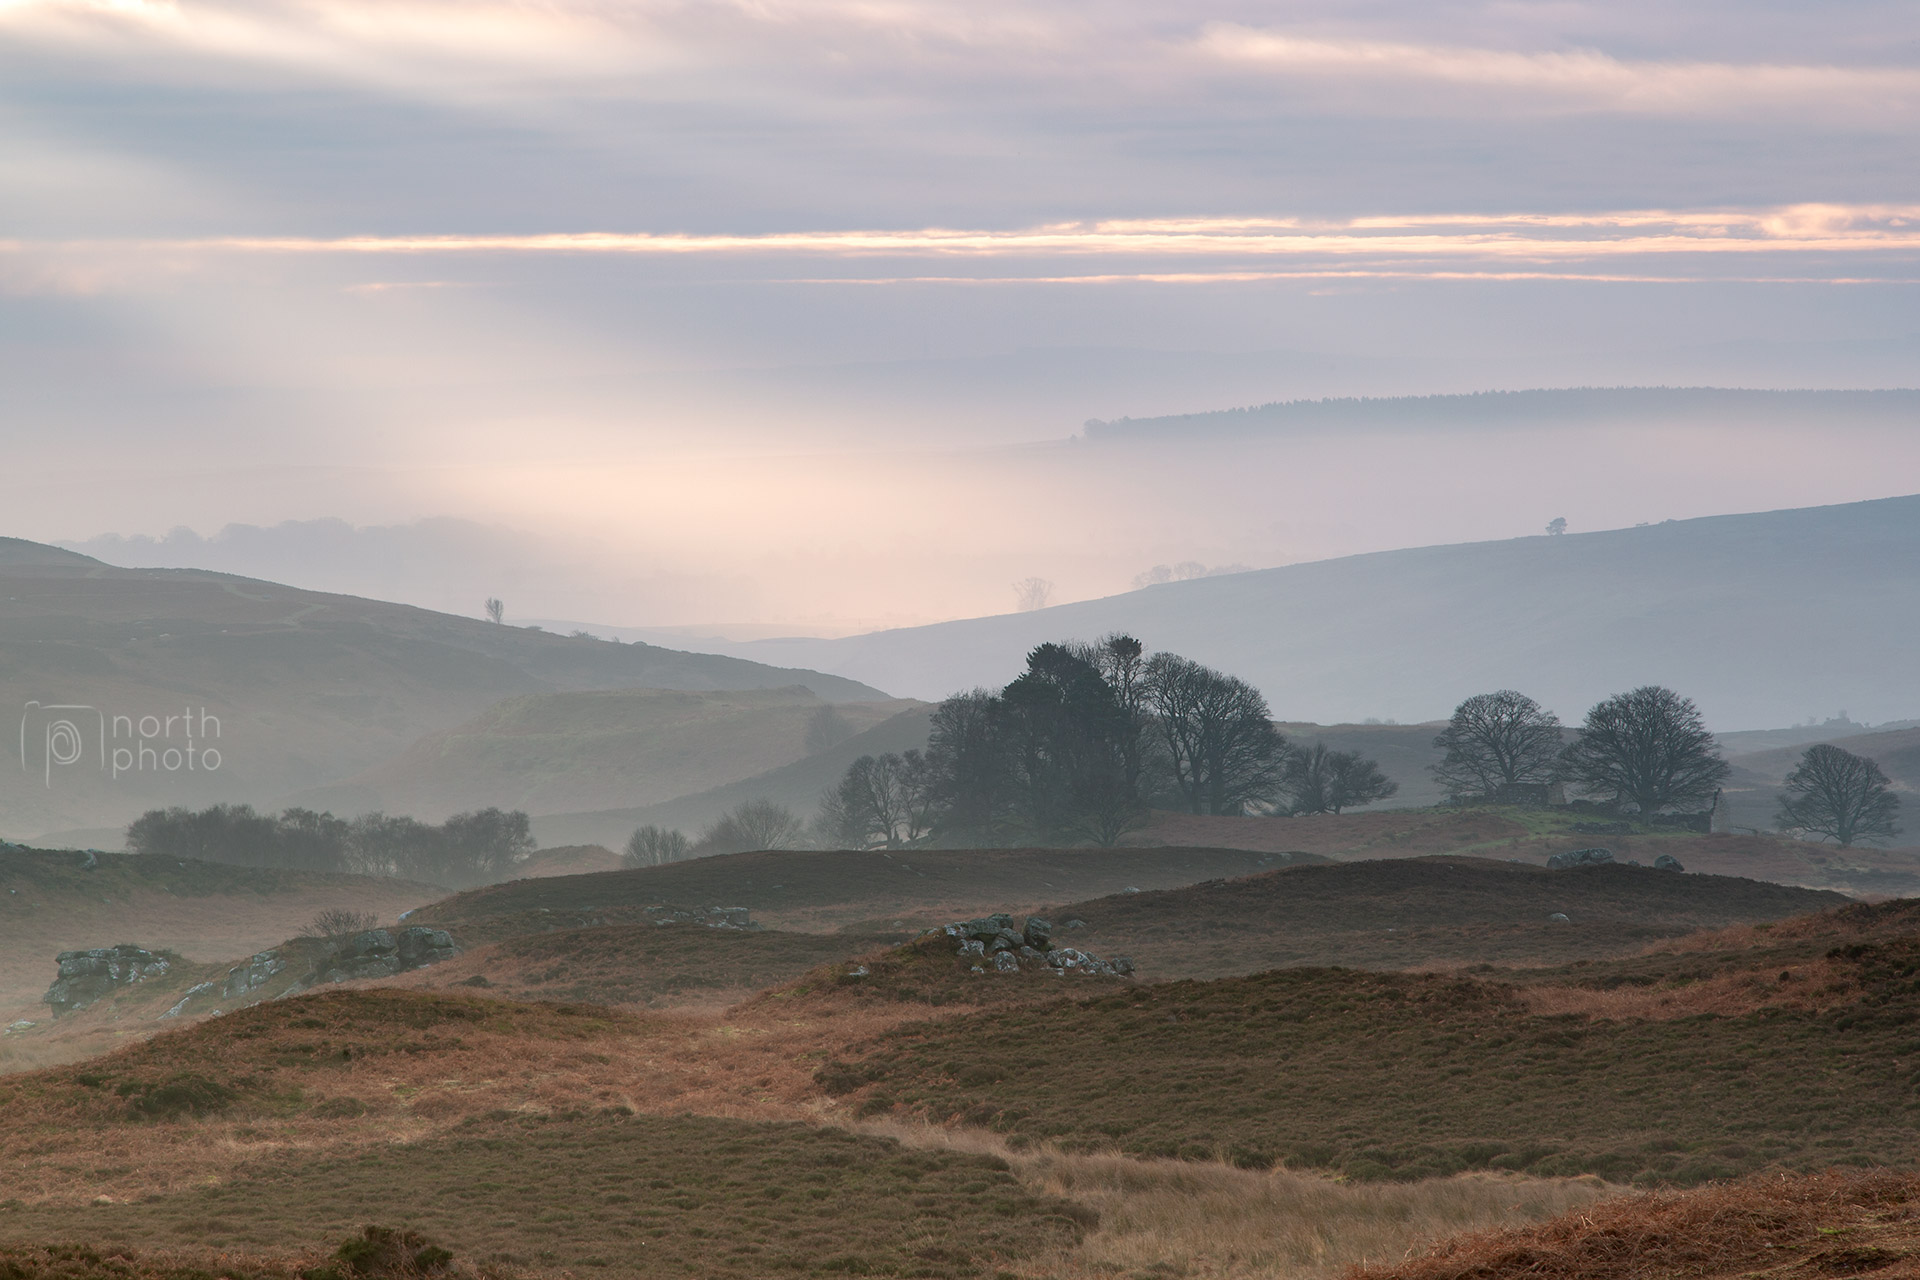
[939,912,1134,978]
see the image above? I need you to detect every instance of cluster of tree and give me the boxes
[815,636,1395,849]
[621,798,811,868]
[1431,686,1729,813]
[125,803,535,888]
[1432,685,1901,846]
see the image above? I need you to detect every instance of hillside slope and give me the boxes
[0,540,889,838]
[530,704,936,847]
[294,688,921,821]
[700,494,1920,727]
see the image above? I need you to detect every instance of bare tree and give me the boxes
[309,907,378,939]
[1431,690,1564,798]
[1777,744,1900,846]
[695,799,805,855]
[804,704,856,755]
[816,752,925,848]
[484,597,504,624]
[624,824,691,866]
[1285,743,1399,815]
[1013,577,1054,612]
[1143,653,1287,815]
[1561,686,1729,815]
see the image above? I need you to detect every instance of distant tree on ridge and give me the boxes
[1777,744,1900,847]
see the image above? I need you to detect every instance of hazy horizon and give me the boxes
[5,0,1920,628]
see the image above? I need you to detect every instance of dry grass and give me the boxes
[865,1124,1615,1280]
[1349,1170,1920,1280]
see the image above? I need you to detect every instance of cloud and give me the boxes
[8,205,1912,286]
[1193,26,1920,118]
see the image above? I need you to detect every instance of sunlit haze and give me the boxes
[5,0,1918,628]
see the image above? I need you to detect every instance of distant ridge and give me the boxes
[699,492,1920,726]
[1083,387,1920,439]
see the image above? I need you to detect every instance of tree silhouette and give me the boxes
[1143,653,1288,815]
[1431,690,1563,798]
[1285,743,1398,815]
[484,597,504,624]
[1777,744,1900,846]
[1013,577,1053,611]
[1561,686,1728,815]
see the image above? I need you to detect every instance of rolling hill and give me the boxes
[409,845,1314,938]
[530,703,936,848]
[691,493,1920,728]
[291,687,922,821]
[0,539,889,840]
[1031,856,1845,979]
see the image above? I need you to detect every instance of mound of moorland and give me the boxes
[820,899,1920,1185]
[404,923,907,1009]
[1351,1169,1920,1280]
[1040,858,1847,979]
[411,846,1315,940]
[0,848,437,1023]
[511,844,622,878]
[0,1110,1087,1279]
[1125,807,1920,898]
[298,688,921,821]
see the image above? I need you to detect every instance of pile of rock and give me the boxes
[1547,847,1615,870]
[1546,847,1684,872]
[43,945,172,1017]
[940,913,1134,978]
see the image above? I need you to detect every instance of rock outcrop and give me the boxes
[314,927,459,985]
[43,945,173,1016]
[939,913,1134,978]
[1654,854,1685,872]
[1547,847,1615,870]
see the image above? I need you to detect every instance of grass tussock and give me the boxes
[1349,1169,1920,1280]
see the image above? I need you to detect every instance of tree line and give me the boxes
[1431,686,1901,845]
[809,635,1397,850]
[125,804,536,887]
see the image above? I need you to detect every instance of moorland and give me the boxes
[6,804,1920,1280]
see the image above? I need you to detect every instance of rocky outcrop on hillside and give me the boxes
[1547,848,1615,870]
[941,913,1135,978]
[46,927,461,1022]
[43,945,174,1017]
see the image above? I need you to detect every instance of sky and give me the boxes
[6,0,1920,628]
